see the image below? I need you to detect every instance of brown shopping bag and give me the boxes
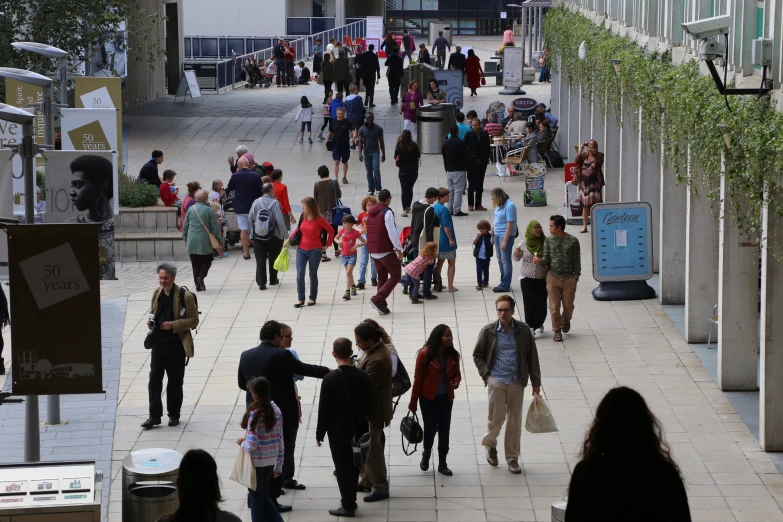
[525,392,559,433]
[229,446,257,490]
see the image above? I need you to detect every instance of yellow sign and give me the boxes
[75,77,123,166]
[67,120,111,151]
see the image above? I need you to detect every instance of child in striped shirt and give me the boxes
[238,376,284,521]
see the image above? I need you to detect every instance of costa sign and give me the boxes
[511,97,538,110]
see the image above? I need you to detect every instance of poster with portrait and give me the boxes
[43,151,116,280]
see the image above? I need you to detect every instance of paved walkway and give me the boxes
[3,36,782,522]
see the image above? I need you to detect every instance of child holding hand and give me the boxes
[335,215,366,300]
[401,242,438,304]
[472,220,494,290]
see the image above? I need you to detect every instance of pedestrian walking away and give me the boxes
[534,215,581,342]
[464,118,491,211]
[249,183,287,290]
[465,49,485,96]
[316,338,373,518]
[473,294,542,474]
[365,189,403,315]
[358,112,386,195]
[490,188,517,292]
[432,188,459,293]
[401,29,414,66]
[227,156,263,260]
[335,215,367,300]
[271,169,296,231]
[333,50,351,94]
[409,187,440,299]
[356,44,381,107]
[182,190,222,291]
[294,96,314,144]
[432,30,451,69]
[321,55,334,102]
[447,45,466,72]
[238,320,331,511]
[409,324,461,475]
[473,220,494,290]
[514,220,548,335]
[441,126,469,216]
[319,90,333,140]
[344,84,365,148]
[238,377,285,522]
[288,196,334,307]
[143,264,199,430]
[386,53,404,105]
[394,130,421,215]
[354,322,393,501]
[356,196,378,289]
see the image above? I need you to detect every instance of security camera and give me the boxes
[699,37,727,60]
[681,15,730,40]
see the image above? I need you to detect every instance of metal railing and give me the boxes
[184,20,366,92]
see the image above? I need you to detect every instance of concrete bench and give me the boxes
[115,206,189,261]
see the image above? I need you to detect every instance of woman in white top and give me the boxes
[513,219,548,336]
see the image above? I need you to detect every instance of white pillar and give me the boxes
[717,163,760,391]
[603,96,620,203]
[760,200,783,449]
[551,62,561,123]
[658,139,687,304]
[590,89,604,144]
[579,86,591,145]
[618,98,638,202]
[637,110,660,273]
[567,84,580,162]
[555,64,569,154]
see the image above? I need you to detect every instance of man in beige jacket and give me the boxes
[473,294,541,474]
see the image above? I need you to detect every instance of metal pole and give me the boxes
[521,7,527,58]
[42,84,54,147]
[527,8,533,64]
[537,7,543,51]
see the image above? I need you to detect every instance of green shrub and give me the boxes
[118,172,160,207]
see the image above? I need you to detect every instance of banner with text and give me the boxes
[75,77,123,167]
[44,150,116,280]
[0,150,12,279]
[591,202,654,282]
[5,80,49,169]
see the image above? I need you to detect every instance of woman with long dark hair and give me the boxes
[394,130,421,216]
[408,324,461,476]
[565,387,690,521]
[321,54,334,103]
[156,449,241,522]
[237,377,284,522]
[575,139,605,233]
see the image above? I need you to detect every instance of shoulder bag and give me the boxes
[391,358,412,416]
[418,206,441,253]
[193,205,221,250]
[288,213,305,247]
[330,180,352,226]
[400,410,423,456]
[337,369,373,468]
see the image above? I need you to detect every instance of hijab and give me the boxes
[525,220,545,256]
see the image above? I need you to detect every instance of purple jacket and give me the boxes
[402,90,423,122]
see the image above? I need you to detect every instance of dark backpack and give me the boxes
[178,286,200,330]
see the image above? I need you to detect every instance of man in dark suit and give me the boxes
[238,320,331,512]
[316,337,373,517]
[447,45,466,72]
[356,44,381,108]
[464,118,492,211]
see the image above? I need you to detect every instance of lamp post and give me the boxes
[0,103,44,462]
[507,4,521,35]
[11,42,70,126]
[611,58,622,77]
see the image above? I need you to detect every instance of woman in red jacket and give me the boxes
[409,324,461,476]
[288,196,334,308]
[465,49,485,97]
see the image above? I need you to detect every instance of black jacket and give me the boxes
[387,54,404,81]
[448,52,466,71]
[441,136,469,172]
[357,51,380,80]
[238,342,330,419]
[394,144,421,175]
[138,159,161,187]
[473,233,493,258]
[410,200,439,248]
[316,365,373,441]
[464,129,492,166]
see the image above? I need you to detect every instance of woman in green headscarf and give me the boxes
[513,220,548,335]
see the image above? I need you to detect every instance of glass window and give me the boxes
[422,0,438,9]
[386,0,403,8]
[387,18,404,29]
[458,19,476,28]
[458,0,474,10]
[404,0,421,9]
[441,0,457,9]
[460,28,476,35]
[404,18,423,31]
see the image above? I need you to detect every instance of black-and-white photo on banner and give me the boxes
[44,150,116,280]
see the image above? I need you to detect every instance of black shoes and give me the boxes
[438,453,453,476]
[492,287,509,293]
[453,211,469,217]
[0,358,4,375]
[420,449,431,471]
[259,284,267,290]
[282,480,306,490]
[371,278,377,286]
[168,417,179,427]
[194,277,206,291]
[363,492,389,502]
[274,502,293,513]
[329,507,356,517]
[141,417,161,429]
[420,293,438,300]
[356,282,365,290]
[269,278,279,285]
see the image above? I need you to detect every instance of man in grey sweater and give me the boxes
[249,183,287,290]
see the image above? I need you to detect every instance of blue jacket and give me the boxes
[329,98,345,119]
[473,233,493,259]
[227,168,263,215]
[344,95,366,123]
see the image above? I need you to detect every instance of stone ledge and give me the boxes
[118,204,174,213]
[115,232,183,240]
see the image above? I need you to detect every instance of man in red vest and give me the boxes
[365,189,403,315]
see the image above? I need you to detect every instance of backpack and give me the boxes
[179,287,200,327]
[253,202,276,240]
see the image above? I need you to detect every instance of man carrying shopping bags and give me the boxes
[249,182,288,290]
[473,294,542,474]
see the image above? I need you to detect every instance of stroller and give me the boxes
[244,57,271,88]
[222,196,242,250]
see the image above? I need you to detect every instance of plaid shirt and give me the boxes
[404,254,435,279]
[492,322,521,385]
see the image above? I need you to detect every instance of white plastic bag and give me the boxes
[525,392,559,433]
[229,447,257,490]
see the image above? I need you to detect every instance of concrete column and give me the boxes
[579,86,591,145]
[637,110,661,273]
[684,158,720,342]
[554,62,569,154]
[658,139,687,304]
[567,84,580,163]
[760,199,783,449]
[551,63,561,125]
[717,163,760,391]
[590,88,604,145]
[603,96,621,203]
[618,98,639,202]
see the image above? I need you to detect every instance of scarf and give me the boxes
[525,220,545,256]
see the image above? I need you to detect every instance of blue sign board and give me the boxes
[591,202,654,281]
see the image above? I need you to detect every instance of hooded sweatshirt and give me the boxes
[344,94,366,123]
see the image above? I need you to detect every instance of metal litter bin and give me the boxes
[551,500,567,522]
[417,103,456,154]
[419,63,437,94]
[122,448,183,522]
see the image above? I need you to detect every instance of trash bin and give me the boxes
[551,500,567,522]
[428,22,453,47]
[122,448,183,522]
[419,63,437,93]
[417,103,456,154]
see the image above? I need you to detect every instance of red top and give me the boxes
[336,228,363,254]
[484,122,504,136]
[285,46,295,62]
[273,181,292,215]
[159,183,178,207]
[409,348,462,411]
[291,215,333,251]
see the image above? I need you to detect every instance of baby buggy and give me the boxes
[222,197,242,250]
[244,57,271,88]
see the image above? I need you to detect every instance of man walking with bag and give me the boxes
[365,189,403,315]
[143,264,199,429]
[249,182,287,290]
[473,295,541,474]
[316,337,373,518]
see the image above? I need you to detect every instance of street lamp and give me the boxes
[11,42,70,121]
[0,68,55,147]
[717,124,731,149]
[611,59,622,77]
[507,3,521,32]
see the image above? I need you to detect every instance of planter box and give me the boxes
[115,206,188,261]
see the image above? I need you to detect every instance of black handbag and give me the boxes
[326,140,334,152]
[391,358,412,415]
[338,369,373,468]
[287,213,305,247]
[400,410,423,456]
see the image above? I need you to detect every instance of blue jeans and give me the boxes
[296,247,322,302]
[249,466,283,522]
[401,273,421,298]
[358,244,376,284]
[275,58,286,86]
[476,256,491,286]
[494,235,513,290]
[364,151,382,193]
[403,49,413,65]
